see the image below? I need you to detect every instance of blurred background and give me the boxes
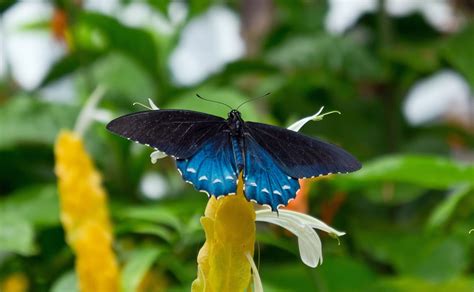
[1,0,474,291]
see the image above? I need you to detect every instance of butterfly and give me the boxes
[106,107,361,211]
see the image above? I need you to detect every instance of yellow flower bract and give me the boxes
[0,273,28,292]
[55,131,119,292]
[192,179,256,292]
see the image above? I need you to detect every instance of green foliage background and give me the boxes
[0,0,473,291]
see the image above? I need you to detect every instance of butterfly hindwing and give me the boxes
[176,133,239,197]
[106,110,226,159]
[245,122,361,178]
[243,135,300,210]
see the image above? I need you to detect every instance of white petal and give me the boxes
[169,6,244,85]
[93,109,114,124]
[257,209,345,237]
[75,86,107,136]
[256,212,324,268]
[148,98,160,110]
[298,225,323,267]
[403,70,471,126]
[324,0,376,34]
[150,150,168,163]
[287,107,324,132]
[277,210,346,237]
[245,253,263,292]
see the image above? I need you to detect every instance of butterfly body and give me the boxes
[107,108,361,210]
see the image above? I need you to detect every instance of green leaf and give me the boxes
[266,34,380,79]
[39,51,103,87]
[79,12,160,79]
[0,97,77,149]
[90,52,156,101]
[426,184,472,231]
[353,229,468,282]
[51,271,79,292]
[115,222,174,242]
[114,205,181,230]
[338,155,474,189]
[0,0,15,13]
[317,256,376,292]
[0,184,59,228]
[167,87,264,123]
[372,277,474,292]
[147,0,170,16]
[0,215,36,255]
[121,247,162,292]
[442,24,474,86]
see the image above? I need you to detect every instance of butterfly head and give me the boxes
[227,110,244,135]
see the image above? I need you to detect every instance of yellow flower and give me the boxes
[55,131,119,292]
[192,179,256,292]
[0,273,28,292]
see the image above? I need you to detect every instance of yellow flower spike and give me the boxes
[55,131,119,292]
[192,178,256,292]
[0,273,29,292]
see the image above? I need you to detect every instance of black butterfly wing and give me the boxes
[244,121,361,178]
[106,110,226,159]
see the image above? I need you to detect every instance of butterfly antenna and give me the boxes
[236,92,271,110]
[196,94,233,110]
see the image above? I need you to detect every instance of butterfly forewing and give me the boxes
[244,121,361,178]
[106,110,226,159]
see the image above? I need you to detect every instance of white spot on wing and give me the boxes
[212,179,223,184]
[261,188,270,194]
[273,190,282,196]
[199,176,208,181]
[225,175,234,180]
[282,185,291,190]
[249,182,257,187]
[187,168,197,173]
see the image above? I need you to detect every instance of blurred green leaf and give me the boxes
[0,0,15,13]
[443,24,474,86]
[51,271,78,292]
[40,51,103,87]
[0,97,77,149]
[266,35,380,79]
[372,277,474,292]
[116,221,174,242]
[147,0,170,16]
[114,205,181,230]
[121,247,162,292]
[318,256,376,292]
[91,52,156,101]
[168,87,264,122]
[338,155,474,189]
[426,184,472,231]
[79,12,160,79]
[0,215,36,255]
[353,229,468,281]
[0,184,59,227]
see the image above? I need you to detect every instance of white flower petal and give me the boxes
[169,6,244,85]
[298,225,323,267]
[277,210,346,237]
[256,209,345,268]
[287,107,324,132]
[403,70,471,126]
[93,109,114,124]
[245,253,263,292]
[148,98,160,110]
[74,86,107,136]
[150,150,167,163]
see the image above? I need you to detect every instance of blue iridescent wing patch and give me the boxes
[243,135,300,210]
[176,133,238,197]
